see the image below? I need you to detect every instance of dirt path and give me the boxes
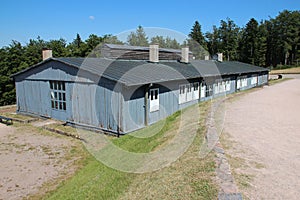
[223,79,300,199]
[0,123,78,200]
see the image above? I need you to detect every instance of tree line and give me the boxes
[189,10,300,67]
[0,9,299,106]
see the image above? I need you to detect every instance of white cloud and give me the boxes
[89,16,95,20]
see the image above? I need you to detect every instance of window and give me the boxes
[214,81,220,94]
[193,82,199,100]
[226,80,231,91]
[50,81,66,111]
[220,81,226,93]
[186,84,193,102]
[149,88,159,112]
[237,79,241,89]
[179,82,199,104]
[214,80,227,94]
[200,82,206,98]
[237,77,248,89]
[206,84,213,97]
[242,78,247,87]
[179,84,186,104]
[251,76,257,85]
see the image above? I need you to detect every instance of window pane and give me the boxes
[53,82,56,90]
[51,100,54,108]
[62,93,66,101]
[63,102,66,110]
[155,90,158,99]
[62,83,65,91]
[194,83,198,90]
[54,92,57,99]
[180,85,185,94]
[59,102,63,110]
[59,93,62,100]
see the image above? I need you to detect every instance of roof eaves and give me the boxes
[11,58,54,78]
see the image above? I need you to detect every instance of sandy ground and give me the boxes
[223,77,300,199]
[0,123,77,200]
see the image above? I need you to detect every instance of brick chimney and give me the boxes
[42,49,52,61]
[181,47,189,63]
[149,44,159,63]
[217,53,223,62]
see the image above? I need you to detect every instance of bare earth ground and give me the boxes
[223,77,300,199]
[0,124,78,200]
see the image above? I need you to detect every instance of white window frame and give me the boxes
[237,79,241,89]
[186,84,193,102]
[193,82,199,100]
[226,80,231,91]
[179,82,200,104]
[200,82,206,98]
[149,88,159,112]
[179,84,186,104]
[214,81,220,94]
[242,78,247,87]
[251,76,257,85]
[206,84,213,97]
[219,81,225,93]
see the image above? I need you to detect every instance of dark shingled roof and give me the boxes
[12,57,268,86]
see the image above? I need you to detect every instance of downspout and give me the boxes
[144,83,153,126]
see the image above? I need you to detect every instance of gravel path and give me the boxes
[223,79,300,199]
[0,123,77,200]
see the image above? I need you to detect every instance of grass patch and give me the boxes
[0,112,36,121]
[119,101,218,200]
[111,110,181,153]
[270,66,300,74]
[235,174,254,188]
[45,123,80,138]
[42,101,218,200]
[45,155,134,200]
[268,78,292,85]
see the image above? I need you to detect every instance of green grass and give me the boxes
[111,110,181,153]
[43,102,218,200]
[46,155,134,200]
[0,112,35,121]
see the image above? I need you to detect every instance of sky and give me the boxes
[0,0,299,47]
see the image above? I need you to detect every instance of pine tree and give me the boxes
[239,18,259,64]
[218,18,240,61]
[127,25,149,46]
[189,21,207,49]
[205,25,220,56]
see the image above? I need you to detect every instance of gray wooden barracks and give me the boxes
[12,44,269,134]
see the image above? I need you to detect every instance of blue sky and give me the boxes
[1,0,299,47]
